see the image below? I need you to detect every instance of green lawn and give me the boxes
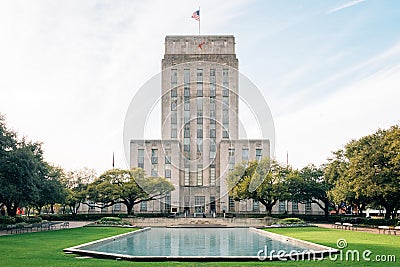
[0,227,398,267]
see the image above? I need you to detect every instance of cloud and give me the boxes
[327,0,366,14]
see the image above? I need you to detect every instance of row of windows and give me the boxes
[139,148,262,169]
[171,69,225,83]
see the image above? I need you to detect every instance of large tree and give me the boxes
[287,164,335,218]
[344,125,400,219]
[86,168,175,215]
[61,167,96,215]
[31,164,67,214]
[227,158,290,215]
[0,139,45,216]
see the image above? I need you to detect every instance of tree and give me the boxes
[0,140,45,216]
[227,158,290,215]
[344,125,400,219]
[287,164,334,218]
[326,149,372,215]
[86,168,175,215]
[61,167,96,215]
[31,164,67,214]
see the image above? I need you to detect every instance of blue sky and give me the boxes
[1,0,399,173]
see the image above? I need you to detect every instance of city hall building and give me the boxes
[78,35,323,215]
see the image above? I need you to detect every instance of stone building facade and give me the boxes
[125,35,323,216]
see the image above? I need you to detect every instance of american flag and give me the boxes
[191,10,200,21]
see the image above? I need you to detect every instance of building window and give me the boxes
[197,69,203,97]
[210,83,216,97]
[292,201,299,212]
[113,203,121,212]
[138,149,144,169]
[171,69,177,84]
[184,167,190,186]
[253,200,259,212]
[184,110,190,123]
[256,149,262,161]
[197,124,203,138]
[197,98,203,110]
[223,96,229,110]
[194,196,205,213]
[210,129,216,138]
[171,69,177,97]
[140,201,147,212]
[279,200,286,212]
[210,69,216,97]
[210,165,216,186]
[184,97,190,111]
[171,111,177,124]
[184,69,190,84]
[242,148,249,162]
[184,86,190,97]
[229,148,235,157]
[171,98,177,111]
[164,193,171,212]
[210,97,216,110]
[165,164,171,179]
[228,196,235,212]
[171,88,177,97]
[171,127,177,138]
[151,164,158,176]
[223,69,229,83]
[228,148,235,171]
[197,166,203,186]
[184,137,190,152]
[197,138,203,152]
[151,149,158,164]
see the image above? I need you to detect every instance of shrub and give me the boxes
[0,216,15,225]
[100,217,122,223]
[277,217,306,225]
[25,216,42,224]
[14,216,25,223]
[95,217,132,226]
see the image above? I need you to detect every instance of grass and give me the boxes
[0,226,399,266]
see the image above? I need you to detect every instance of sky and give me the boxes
[1,0,400,174]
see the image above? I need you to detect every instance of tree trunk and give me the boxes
[6,205,17,216]
[50,204,55,214]
[383,204,394,219]
[126,203,134,215]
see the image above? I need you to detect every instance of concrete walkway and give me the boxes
[0,221,91,236]
[313,223,398,235]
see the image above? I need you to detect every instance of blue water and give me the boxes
[81,228,308,257]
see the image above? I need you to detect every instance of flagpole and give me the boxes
[198,6,201,35]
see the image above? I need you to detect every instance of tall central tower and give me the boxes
[161,36,239,213]
[130,35,269,214]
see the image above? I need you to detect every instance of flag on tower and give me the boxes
[112,152,115,168]
[191,10,200,21]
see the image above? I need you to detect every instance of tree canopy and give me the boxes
[86,168,175,214]
[227,158,290,215]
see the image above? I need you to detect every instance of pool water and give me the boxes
[80,228,308,257]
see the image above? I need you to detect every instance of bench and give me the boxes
[378,226,391,234]
[342,222,356,230]
[333,222,342,229]
[60,222,69,229]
